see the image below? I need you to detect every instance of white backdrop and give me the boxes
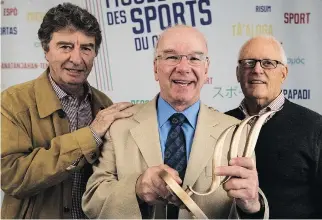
[1,0,322,206]
[1,0,322,114]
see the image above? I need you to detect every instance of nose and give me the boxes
[69,48,83,65]
[175,56,190,73]
[253,61,264,73]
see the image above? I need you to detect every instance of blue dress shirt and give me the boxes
[157,95,200,160]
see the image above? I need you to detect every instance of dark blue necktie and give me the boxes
[164,113,187,180]
[164,113,187,219]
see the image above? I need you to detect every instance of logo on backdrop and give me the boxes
[284,12,311,24]
[205,77,213,85]
[213,85,243,99]
[131,100,149,104]
[255,5,271,12]
[3,7,18,16]
[27,12,45,22]
[283,89,311,99]
[232,23,273,37]
[105,0,212,51]
[1,62,48,69]
[287,57,305,65]
[1,26,18,35]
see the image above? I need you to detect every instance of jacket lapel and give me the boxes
[183,104,220,187]
[130,98,163,167]
[91,89,111,115]
[34,71,70,136]
[35,71,62,119]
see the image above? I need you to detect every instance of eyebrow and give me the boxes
[56,41,95,49]
[161,49,205,55]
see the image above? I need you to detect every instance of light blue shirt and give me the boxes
[157,95,200,160]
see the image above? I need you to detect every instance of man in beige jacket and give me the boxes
[1,3,132,219]
[82,25,268,219]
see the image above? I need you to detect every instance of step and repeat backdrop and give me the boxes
[1,0,322,115]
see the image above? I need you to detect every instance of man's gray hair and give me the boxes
[238,35,287,65]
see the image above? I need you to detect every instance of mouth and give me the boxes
[248,80,266,84]
[172,80,194,86]
[65,68,84,73]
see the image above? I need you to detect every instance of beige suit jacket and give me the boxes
[82,97,269,219]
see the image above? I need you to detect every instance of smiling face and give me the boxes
[236,37,288,107]
[45,28,96,93]
[154,26,209,111]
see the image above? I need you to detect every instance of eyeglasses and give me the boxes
[238,59,284,69]
[156,53,209,66]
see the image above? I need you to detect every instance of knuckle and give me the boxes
[229,179,238,189]
[222,183,229,191]
[227,190,234,198]
[237,167,243,177]
[245,190,256,199]
[249,191,256,199]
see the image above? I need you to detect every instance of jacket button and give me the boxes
[58,110,66,118]
[63,206,70,212]
[90,152,96,160]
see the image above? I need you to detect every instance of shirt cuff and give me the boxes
[89,126,103,147]
[236,194,265,219]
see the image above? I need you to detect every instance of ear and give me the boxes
[204,59,209,74]
[280,65,288,83]
[153,59,159,81]
[236,66,240,82]
[44,52,49,62]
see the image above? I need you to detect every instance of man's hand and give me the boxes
[90,102,133,137]
[215,157,261,213]
[136,164,182,205]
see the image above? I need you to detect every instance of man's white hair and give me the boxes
[238,35,287,65]
[153,24,208,59]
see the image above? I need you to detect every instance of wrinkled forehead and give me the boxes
[239,38,282,61]
[51,28,95,44]
[157,27,208,54]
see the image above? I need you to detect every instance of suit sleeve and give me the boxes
[82,130,143,219]
[1,98,98,199]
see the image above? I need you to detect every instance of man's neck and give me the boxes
[244,98,270,116]
[62,84,85,99]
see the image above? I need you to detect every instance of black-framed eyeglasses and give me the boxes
[238,59,284,69]
[156,53,209,66]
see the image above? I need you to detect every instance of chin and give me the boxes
[246,93,266,100]
[66,80,86,86]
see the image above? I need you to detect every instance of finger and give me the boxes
[215,165,251,178]
[223,178,251,191]
[168,194,182,206]
[100,102,133,113]
[229,157,256,170]
[139,175,165,204]
[161,164,182,184]
[112,111,133,120]
[144,191,167,205]
[114,102,133,111]
[151,172,170,199]
[226,189,258,201]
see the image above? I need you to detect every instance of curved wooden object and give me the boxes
[160,170,208,219]
[159,111,276,218]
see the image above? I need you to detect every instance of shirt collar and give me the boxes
[239,92,285,117]
[48,73,92,101]
[157,95,200,129]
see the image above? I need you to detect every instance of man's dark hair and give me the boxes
[38,2,102,54]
